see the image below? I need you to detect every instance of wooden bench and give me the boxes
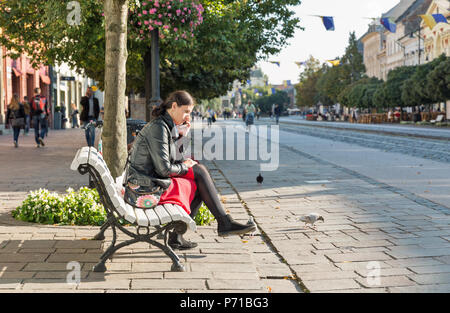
[70,146,196,272]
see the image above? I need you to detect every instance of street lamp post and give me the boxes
[146,28,162,121]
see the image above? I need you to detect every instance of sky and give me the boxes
[258,0,401,85]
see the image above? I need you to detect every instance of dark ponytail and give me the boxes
[152,90,195,118]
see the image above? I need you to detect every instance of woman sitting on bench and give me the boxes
[125,90,256,250]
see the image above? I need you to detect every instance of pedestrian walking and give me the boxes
[23,96,30,135]
[70,103,79,128]
[80,87,100,147]
[206,107,214,127]
[274,103,281,125]
[245,101,256,131]
[6,94,26,148]
[30,87,49,147]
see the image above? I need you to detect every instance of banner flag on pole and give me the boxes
[287,80,292,86]
[272,88,276,95]
[327,59,340,66]
[295,61,307,67]
[420,14,437,29]
[246,79,251,86]
[420,14,448,29]
[269,61,280,67]
[254,88,259,94]
[432,14,448,25]
[321,16,335,31]
[380,17,396,33]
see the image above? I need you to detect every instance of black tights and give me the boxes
[189,164,227,221]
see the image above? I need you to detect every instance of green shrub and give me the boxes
[12,187,107,226]
[193,203,215,226]
[13,188,215,227]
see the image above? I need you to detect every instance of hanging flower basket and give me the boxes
[130,0,204,41]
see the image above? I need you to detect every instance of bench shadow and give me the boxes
[0,239,106,284]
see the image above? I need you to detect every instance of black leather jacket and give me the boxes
[125,111,188,190]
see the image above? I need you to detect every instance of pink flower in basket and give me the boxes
[136,194,159,208]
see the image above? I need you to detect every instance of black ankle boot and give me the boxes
[217,214,256,237]
[168,231,198,250]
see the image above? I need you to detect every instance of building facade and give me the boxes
[422,0,450,61]
[361,0,433,80]
[1,46,51,124]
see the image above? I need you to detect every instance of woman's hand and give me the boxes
[183,158,198,168]
[177,121,191,137]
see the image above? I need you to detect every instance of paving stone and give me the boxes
[356,267,413,277]
[298,270,359,281]
[131,279,206,290]
[0,271,35,279]
[291,263,341,274]
[261,279,303,293]
[408,273,450,285]
[408,264,450,274]
[21,279,77,290]
[190,262,257,273]
[302,279,360,292]
[0,253,49,263]
[256,264,292,278]
[389,284,450,293]
[326,252,392,263]
[0,279,22,289]
[212,272,259,280]
[206,279,264,290]
[355,276,416,288]
[77,279,131,290]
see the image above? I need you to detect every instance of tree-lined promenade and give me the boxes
[295,32,449,119]
[0,0,303,176]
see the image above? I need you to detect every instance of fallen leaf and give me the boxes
[275,206,280,210]
[267,286,272,293]
[241,240,248,243]
[80,238,88,240]
[417,172,421,175]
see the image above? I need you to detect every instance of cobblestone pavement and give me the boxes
[209,120,450,292]
[272,122,450,164]
[274,117,450,140]
[1,121,450,293]
[0,127,301,293]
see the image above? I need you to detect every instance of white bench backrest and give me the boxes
[71,147,196,231]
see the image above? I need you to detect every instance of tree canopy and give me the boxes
[0,0,303,101]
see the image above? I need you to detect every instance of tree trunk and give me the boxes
[103,0,128,178]
[144,46,152,121]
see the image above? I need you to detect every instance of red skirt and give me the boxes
[158,167,197,215]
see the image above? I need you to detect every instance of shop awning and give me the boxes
[40,73,51,85]
[12,67,22,77]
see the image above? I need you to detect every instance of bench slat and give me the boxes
[163,203,182,222]
[70,148,82,171]
[124,203,137,224]
[110,193,127,217]
[154,205,172,224]
[145,209,160,226]
[134,208,149,226]
[173,205,197,232]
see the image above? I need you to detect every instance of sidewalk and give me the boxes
[0,127,301,293]
[269,116,450,140]
[1,122,449,293]
[212,119,450,292]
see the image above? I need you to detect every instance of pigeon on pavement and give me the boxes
[246,216,258,236]
[256,173,264,184]
[298,213,324,228]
